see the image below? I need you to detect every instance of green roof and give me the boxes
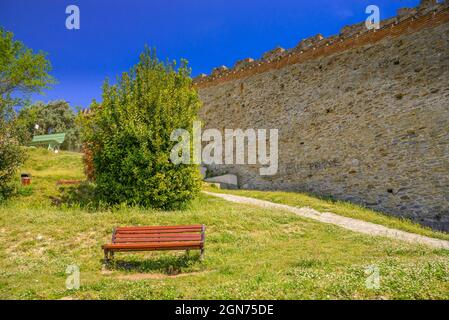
[30,133,66,145]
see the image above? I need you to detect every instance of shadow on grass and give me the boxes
[53,181,195,212]
[104,253,202,275]
[53,181,108,211]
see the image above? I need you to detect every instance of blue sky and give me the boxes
[0,0,419,109]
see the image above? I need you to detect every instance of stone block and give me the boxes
[398,7,417,17]
[200,166,207,179]
[193,73,207,82]
[397,7,418,21]
[205,174,238,189]
[212,65,228,77]
[419,0,437,9]
[262,47,286,61]
[234,58,255,70]
[340,23,365,38]
[296,34,324,51]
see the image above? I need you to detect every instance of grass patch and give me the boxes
[0,148,448,299]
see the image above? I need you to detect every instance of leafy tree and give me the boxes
[16,100,81,151]
[81,48,202,209]
[0,28,54,99]
[0,28,55,200]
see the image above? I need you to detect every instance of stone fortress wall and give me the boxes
[195,0,449,231]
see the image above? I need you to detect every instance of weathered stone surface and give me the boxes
[262,47,286,62]
[397,8,418,18]
[200,166,207,179]
[419,0,438,9]
[234,58,255,70]
[296,34,324,51]
[340,22,365,38]
[198,21,449,231]
[193,73,207,82]
[319,35,338,46]
[381,17,397,28]
[418,0,441,15]
[205,174,238,189]
[397,7,418,21]
[212,65,228,77]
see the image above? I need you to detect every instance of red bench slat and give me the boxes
[114,237,201,243]
[102,224,206,261]
[115,228,202,235]
[102,241,202,251]
[114,233,201,239]
[113,238,201,244]
[115,225,202,231]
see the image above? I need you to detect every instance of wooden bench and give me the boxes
[102,225,206,262]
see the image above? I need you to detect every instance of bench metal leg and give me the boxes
[185,249,190,256]
[104,250,114,263]
[200,248,205,260]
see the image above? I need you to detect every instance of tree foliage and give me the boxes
[81,48,202,209]
[16,100,81,151]
[0,28,54,98]
[0,28,54,200]
[0,99,25,200]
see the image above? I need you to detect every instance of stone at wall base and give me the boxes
[200,166,207,179]
[203,182,221,189]
[204,174,238,189]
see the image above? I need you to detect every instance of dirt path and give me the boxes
[204,191,449,249]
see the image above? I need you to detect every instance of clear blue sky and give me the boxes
[0,0,419,109]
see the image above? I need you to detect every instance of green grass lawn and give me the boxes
[0,148,448,299]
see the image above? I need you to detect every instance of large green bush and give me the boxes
[82,48,202,209]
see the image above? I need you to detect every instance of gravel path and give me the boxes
[204,191,449,249]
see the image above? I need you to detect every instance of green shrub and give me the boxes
[82,48,202,209]
[0,140,24,200]
[0,104,25,201]
[0,28,54,201]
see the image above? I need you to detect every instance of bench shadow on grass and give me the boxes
[104,253,202,275]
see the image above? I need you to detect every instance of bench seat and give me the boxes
[102,225,205,261]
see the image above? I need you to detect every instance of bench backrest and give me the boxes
[112,225,205,244]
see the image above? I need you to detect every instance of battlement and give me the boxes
[194,0,449,88]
